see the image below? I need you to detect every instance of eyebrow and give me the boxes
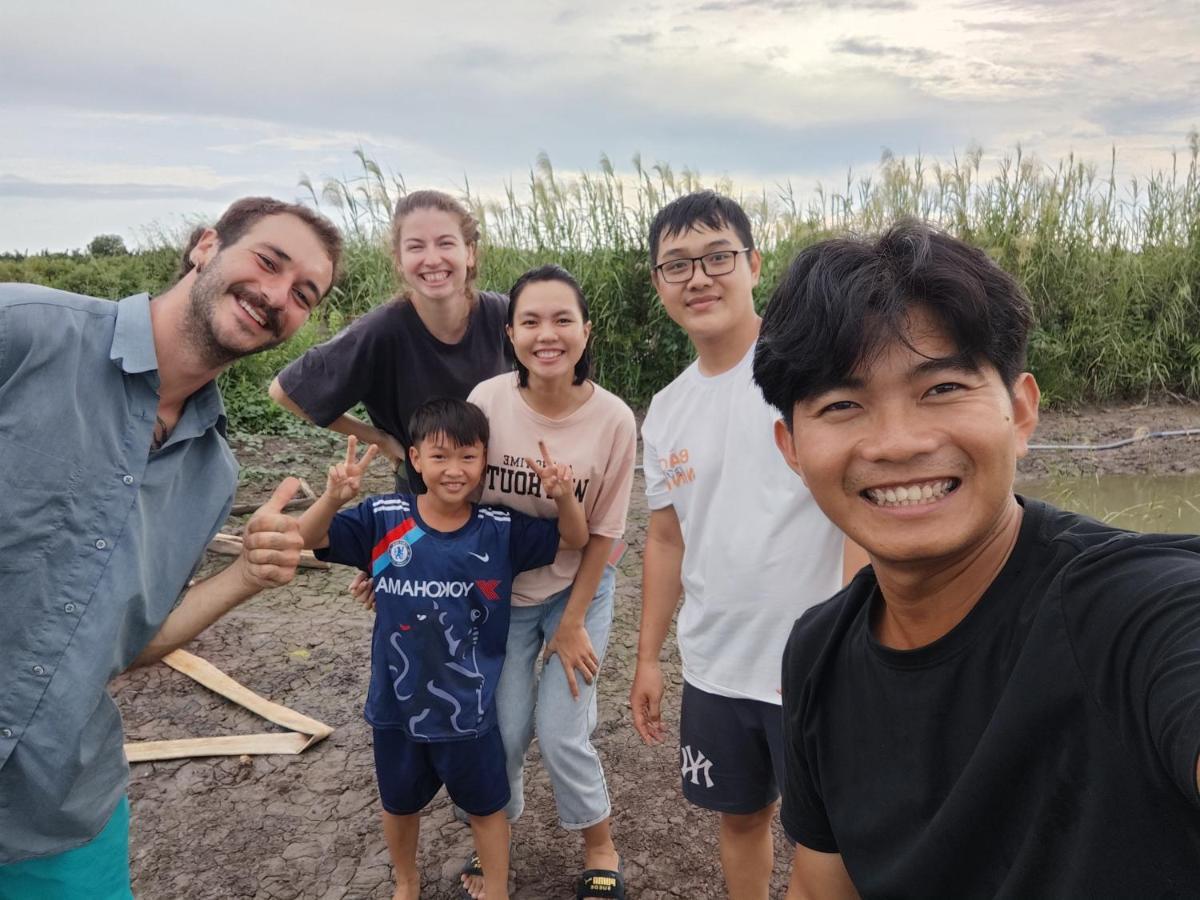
[262,242,321,300]
[911,355,981,378]
[660,237,734,259]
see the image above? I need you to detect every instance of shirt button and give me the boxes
[32,665,45,676]
[95,539,107,550]
[64,602,77,613]
[0,728,11,738]
[122,474,135,486]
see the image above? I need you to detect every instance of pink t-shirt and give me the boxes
[468,372,636,606]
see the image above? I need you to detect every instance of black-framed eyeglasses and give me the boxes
[653,248,750,284]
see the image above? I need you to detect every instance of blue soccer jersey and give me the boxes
[317,493,559,741]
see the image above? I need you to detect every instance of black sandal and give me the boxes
[459,853,483,897]
[576,864,626,899]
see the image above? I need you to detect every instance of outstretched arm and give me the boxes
[130,479,303,668]
[269,377,405,468]
[630,505,685,745]
[297,435,379,549]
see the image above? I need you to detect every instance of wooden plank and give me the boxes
[123,649,333,763]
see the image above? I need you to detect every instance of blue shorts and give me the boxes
[679,681,785,814]
[373,727,509,817]
[0,795,132,900]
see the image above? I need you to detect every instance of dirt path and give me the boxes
[116,401,1200,899]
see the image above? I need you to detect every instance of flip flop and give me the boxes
[459,852,484,898]
[576,861,626,899]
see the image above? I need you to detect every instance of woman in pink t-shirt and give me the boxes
[465,265,636,900]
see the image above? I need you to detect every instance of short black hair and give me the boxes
[408,398,490,448]
[753,219,1033,425]
[648,190,755,266]
[506,264,592,388]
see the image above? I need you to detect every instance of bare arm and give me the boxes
[785,845,859,900]
[630,505,685,745]
[544,534,614,699]
[130,479,302,668]
[268,377,405,467]
[842,538,870,587]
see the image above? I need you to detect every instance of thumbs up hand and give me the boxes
[238,477,304,590]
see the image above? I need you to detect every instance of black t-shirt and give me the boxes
[781,497,1200,898]
[277,291,511,486]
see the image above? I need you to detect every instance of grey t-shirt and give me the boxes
[277,292,511,488]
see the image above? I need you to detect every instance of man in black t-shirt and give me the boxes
[751,220,1200,898]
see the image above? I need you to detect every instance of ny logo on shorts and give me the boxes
[680,745,714,788]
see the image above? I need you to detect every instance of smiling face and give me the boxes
[408,434,487,509]
[506,278,591,387]
[652,223,761,343]
[184,213,332,366]
[395,207,476,304]
[774,308,1040,569]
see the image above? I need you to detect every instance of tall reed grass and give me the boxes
[6,139,1198,431]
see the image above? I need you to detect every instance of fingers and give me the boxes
[258,477,300,515]
[359,443,380,471]
[538,439,551,467]
[564,664,580,701]
[345,434,358,466]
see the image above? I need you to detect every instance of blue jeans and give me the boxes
[497,566,616,829]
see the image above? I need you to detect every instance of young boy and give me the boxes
[630,191,867,899]
[297,397,589,900]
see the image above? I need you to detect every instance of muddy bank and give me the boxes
[115,401,1198,898]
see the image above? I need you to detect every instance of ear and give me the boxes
[582,320,592,343]
[189,227,220,271]
[408,444,423,474]
[773,416,808,485]
[1010,372,1041,459]
[465,242,477,272]
[748,249,763,288]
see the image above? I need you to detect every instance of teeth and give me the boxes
[237,298,266,326]
[865,480,955,508]
[535,350,562,358]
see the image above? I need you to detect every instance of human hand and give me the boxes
[325,435,379,503]
[525,440,573,500]
[239,478,304,591]
[349,570,376,612]
[630,661,666,745]
[544,621,599,701]
[377,433,407,469]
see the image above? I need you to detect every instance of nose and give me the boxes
[857,403,941,464]
[685,260,714,289]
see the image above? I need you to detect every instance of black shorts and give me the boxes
[678,681,785,814]
[372,727,509,817]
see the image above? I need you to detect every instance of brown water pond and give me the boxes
[1019,474,1200,534]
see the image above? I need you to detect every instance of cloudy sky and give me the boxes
[2,0,1197,251]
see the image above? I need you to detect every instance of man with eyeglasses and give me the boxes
[630,191,866,899]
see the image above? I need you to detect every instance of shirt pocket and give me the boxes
[0,436,79,572]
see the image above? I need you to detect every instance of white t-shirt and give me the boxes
[642,343,845,704]
[469,372,637,607]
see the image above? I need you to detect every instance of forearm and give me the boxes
[560,536,614,627]
[269,380,391,451]
[129,559,260,668]
[637,533,684,664]
[297,494,342,549]
[553,492,590,549]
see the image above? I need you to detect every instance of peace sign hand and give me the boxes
[325,435,379,504]
[525,440,574,500]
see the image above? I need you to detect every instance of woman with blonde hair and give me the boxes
[270,189,510,490]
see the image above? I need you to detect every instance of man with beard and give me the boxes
[0,197,341,898]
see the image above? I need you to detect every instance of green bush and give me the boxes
[7,139,1200,430]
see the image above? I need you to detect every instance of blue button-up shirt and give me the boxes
[0,285,237,862]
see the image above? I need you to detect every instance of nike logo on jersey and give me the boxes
[469,551,490,562]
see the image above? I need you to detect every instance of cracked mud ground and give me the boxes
[114,402,1199,898]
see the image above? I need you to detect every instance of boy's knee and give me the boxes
[720,804,777,835]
